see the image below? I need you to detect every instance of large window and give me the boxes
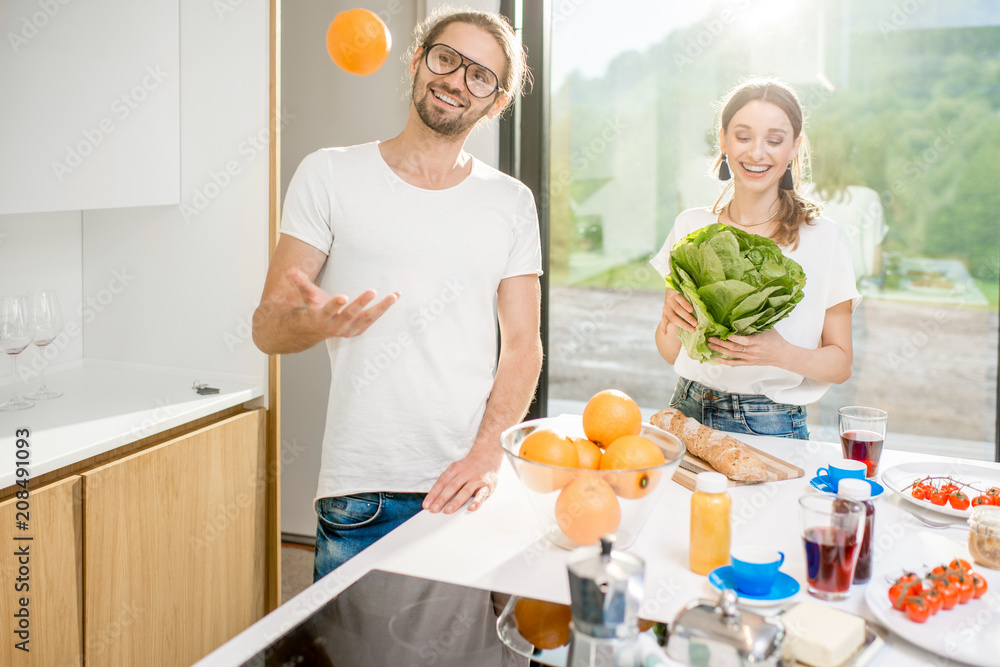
[540,0,1000,459]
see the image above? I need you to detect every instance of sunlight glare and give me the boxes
[739,0,799,31]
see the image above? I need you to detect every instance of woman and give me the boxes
[651,78,860,440]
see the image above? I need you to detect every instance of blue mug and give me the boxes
[815,459,867,492]
[731,546,785,596]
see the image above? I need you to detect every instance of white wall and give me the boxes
[81,0,270,383]
[280,0,502,536]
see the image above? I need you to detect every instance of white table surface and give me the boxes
[199,430,1000,667]
[0,360,263,490]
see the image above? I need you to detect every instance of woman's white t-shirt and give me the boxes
[649,207,861,406]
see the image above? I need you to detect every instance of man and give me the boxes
[252,9,543,581]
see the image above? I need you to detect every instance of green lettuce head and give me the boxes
[664,223,806,363]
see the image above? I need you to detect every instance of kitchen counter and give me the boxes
[0,359,263,491]
[199,431,1000,667]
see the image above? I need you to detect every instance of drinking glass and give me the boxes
[25,290,63,400]
[0,296,35,411]
[838,406,888,478]
[799,494,866,601]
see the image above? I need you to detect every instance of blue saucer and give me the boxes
[709,566,800,604]
[809,476,884,498]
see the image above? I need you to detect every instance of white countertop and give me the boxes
[199,430,1000,667]
[0,359,264,490]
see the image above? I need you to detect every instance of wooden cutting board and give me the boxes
[671,442,805,491]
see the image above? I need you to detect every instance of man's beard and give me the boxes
[412,76,490,137]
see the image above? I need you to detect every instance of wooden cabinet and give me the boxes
[82,409,267,666]
[0,476,83,667]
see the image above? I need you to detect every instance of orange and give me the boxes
[572,437,603,470]
[600,434,666,499]
[554,474,621,545]
[582,389,642,447]
[518,429,579,493]
[326,9,391,76]
[513,597,572,650]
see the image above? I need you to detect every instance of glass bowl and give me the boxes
[501,417,685,550]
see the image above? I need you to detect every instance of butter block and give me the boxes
[782,600,866,667]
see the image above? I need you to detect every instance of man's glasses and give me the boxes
[423,43,501,99]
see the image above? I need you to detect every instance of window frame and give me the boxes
[499,0,1000,460]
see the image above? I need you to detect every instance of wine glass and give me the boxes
[0,295,35,411]
[25,290,63,400]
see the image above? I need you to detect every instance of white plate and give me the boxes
[881,462,1000,518]
[864,532,1000,667]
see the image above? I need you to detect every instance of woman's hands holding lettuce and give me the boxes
[663,223,806,364]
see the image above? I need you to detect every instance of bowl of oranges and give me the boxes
[501,390,685,550]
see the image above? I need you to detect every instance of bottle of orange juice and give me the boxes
[689,472,731,575]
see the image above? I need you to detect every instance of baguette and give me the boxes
[651,407,770,482]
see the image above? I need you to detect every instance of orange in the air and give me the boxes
[518,429,579,492]
[513,598,572,650]
[600,434,666,499]
[572,437,603,470]
[326,8,391,76]
[582,389,642,447]
[554,474,621,545]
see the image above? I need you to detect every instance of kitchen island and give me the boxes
[201,431,1000,667]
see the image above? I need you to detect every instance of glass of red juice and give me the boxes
[838,406,887,478]
[799,495,866,600]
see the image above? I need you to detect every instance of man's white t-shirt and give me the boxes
[280,142,542,503]
[650,207,861,406]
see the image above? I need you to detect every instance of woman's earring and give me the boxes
[719,155,731,181]
[779,162,794,190]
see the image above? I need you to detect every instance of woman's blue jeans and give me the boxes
[313,492,426,581]
[669,378,810,440]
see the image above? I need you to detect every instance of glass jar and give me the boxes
[689,472,731,575]
[968,505,1000,570]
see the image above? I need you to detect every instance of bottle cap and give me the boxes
[695,471,728,494]
[837,478,872,501]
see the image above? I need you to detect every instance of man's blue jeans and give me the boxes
[313,492,427,581]
[670,378,810,440]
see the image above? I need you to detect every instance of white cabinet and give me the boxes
[0,0,180,214]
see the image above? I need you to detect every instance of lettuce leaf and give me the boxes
[664,223,806,363]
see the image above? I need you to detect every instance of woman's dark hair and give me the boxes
[711,77,821,248]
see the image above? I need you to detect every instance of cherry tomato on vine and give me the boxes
[905,596,931,623]
[972,574,988,599]
[935,578,960,609]
[923,588,943,615]
[949,492,971,511]
[958,579,975,604]
[942,482,960,494]
[912,486,928,500]
[973,495,995,507]
[930,491,949,506]
[987,486,1000,497]
[889,583,914,610]
[949,559,972,574]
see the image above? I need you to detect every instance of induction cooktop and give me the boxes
[239,569,527,667]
